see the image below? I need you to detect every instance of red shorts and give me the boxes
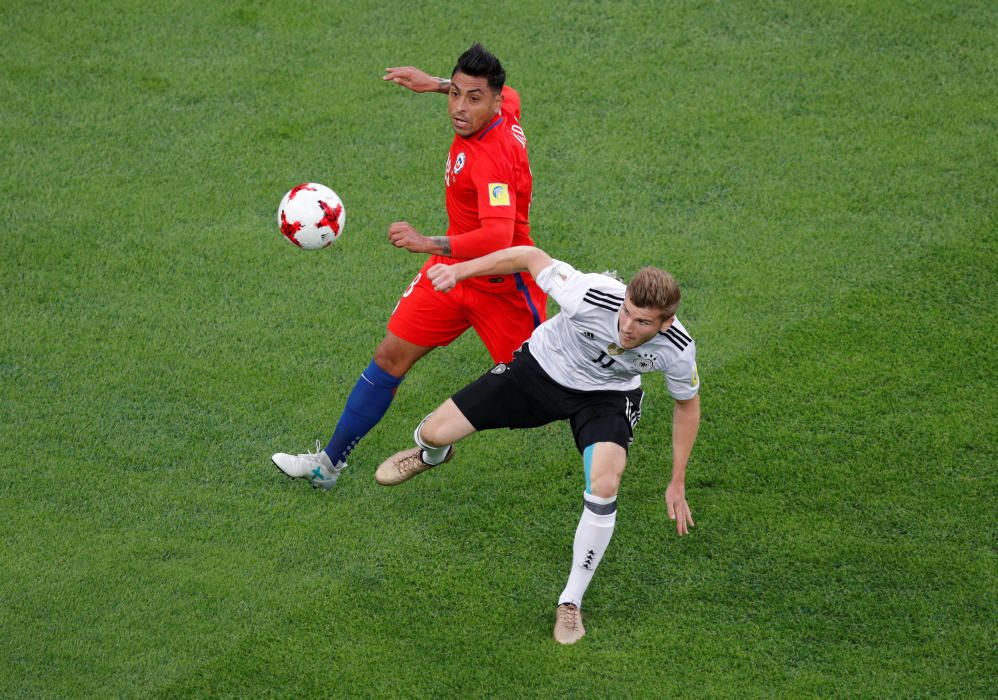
[387,262,547,363]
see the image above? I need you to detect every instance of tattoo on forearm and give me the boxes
[429,236,451,256]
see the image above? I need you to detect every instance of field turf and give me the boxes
[1,1,995,697]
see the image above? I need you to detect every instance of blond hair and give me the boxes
[626,267,681,319]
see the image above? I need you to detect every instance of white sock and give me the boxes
[414,415,450,465]
[558,491,617,609]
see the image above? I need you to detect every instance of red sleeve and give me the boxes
[448,217,514,259]
[475,177,516,221]
[501,86,521,120]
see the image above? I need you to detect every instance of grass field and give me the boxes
[2,0,995,697]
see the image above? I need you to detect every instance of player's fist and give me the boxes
[383,66,440,93]
[388,221,430,253]
[428,263,459,293]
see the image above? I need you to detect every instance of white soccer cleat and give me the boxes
[271,440,347,491]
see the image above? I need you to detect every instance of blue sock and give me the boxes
[324,360,403,464]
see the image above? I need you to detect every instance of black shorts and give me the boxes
[451,344,644,453]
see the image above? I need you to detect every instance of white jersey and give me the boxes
[530,260,700,400]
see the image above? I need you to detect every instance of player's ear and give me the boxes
[659,315,675,331]
[494,90,504,114]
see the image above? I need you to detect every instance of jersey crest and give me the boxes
[445,151,467,187]
[632,353,657,372]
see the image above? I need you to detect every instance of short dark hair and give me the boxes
[452,43,505,93]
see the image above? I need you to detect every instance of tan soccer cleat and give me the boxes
[374,446,453,486]
[553,603,586,645]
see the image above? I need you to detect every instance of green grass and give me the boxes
[2,0,995,697]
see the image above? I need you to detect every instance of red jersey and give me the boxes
[437,86,534,293]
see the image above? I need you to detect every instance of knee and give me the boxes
[417,399,474,448]
[373,335,431,377]
[373,339,414,377]
[420,419,445,447]
[586,442,627,498]
[589,471,622,499]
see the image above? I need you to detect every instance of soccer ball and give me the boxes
[277,183,346,250]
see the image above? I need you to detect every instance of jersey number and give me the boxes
[591,351,616,369]
[391,273,422,315]
[511,124,527,148]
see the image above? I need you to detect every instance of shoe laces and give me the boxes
[306,440,349,476]
[302,440,323,463]
[557,604,581,630]
[397,448,426,475]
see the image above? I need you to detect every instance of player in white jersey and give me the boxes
[375,245,701,645]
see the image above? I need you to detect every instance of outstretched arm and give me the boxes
[383,66,450,94]
[387,218,514,257]
[427,246,553,291]
[664,394,700,536]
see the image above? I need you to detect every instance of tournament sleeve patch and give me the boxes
[550,262,575,288]
[535,260,576,293]
[488,182,510,206]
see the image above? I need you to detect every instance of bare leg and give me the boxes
[372,331,435,376]
[418,399,478,447]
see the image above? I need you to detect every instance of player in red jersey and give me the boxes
[272,44,547,490]
[385,54,544,365]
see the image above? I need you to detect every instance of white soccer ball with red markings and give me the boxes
[277,183,346,250]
